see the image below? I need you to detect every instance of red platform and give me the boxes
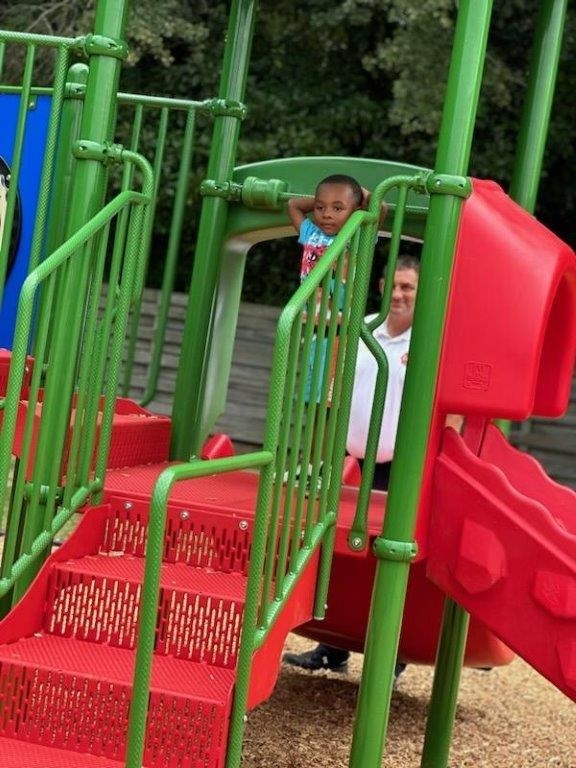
[103,462,514,670]
[8,394,172,474]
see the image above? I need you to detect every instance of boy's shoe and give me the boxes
[282,643,349,672]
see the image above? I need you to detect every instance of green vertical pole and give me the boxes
[170,0,258,460]
[496,0,567,439]
[348,3,493,768]
[509,0,568,213]
[419,2,494,766]
[45,63,89,255]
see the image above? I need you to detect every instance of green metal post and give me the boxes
[510,0,568,213]
[170,0,257,460]
[496,0,567,440]
[348,3,493,768]
[419,2,494,766]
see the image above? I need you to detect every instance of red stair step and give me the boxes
[0,634,235,767]
[102,494,253,573]
[0,736,125,768]
[46,554,246,666]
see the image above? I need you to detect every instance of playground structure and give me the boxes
[0,2,574,768]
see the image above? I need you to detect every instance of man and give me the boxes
[283,254,420,675]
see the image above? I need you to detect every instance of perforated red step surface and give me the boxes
[53,553,247,599]
[103,463,389,536]
[46,555,247,665]
[0,633,235,697]
[0,634,235,766]
[0,736,124,768]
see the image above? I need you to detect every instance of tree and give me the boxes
[1,0,574,298]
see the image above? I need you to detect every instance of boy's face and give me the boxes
[313,183,359,236]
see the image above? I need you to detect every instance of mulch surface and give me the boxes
[242,634,576,767]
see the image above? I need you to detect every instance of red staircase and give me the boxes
[0,419,316,767]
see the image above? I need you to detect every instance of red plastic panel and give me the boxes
[437,179,576,419]
[201,433,235,459]
[297,546,514,668]
[427,428,576,701]
[342,455,362,486]
[9,395,171,476]
[106,398,172,468]
[0,348,33,397]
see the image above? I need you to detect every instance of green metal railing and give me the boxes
[112,92,246,406]
[0,31,231,415]
[0,168,152,606]
[0,0,155,604]
[0,32,84,302]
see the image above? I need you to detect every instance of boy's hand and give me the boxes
[360,187,371,209]
[288,195,315,231]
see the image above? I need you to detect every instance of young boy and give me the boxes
[285,175,377,492]
[288,174,366,284]
[287,174,367,413]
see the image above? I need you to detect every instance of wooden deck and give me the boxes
[124,289,279,448]
[125,288,576,488]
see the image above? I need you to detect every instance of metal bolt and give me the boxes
[123,501,132,510]
[239,520,248,531]
[180,510,190,520]
[351,537,363,548]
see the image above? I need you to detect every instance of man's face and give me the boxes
[312,183,359,236]
[387,267,419,323]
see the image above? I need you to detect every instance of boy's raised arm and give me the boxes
[287,196,315,232]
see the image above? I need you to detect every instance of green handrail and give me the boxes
[0,186,150,604]
[125,451,273,768]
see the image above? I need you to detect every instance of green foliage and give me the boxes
[1,0,574,300]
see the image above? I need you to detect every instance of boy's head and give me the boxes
[313,174,364,236]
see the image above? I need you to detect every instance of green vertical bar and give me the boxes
[509,0,568,213]
[419,2,494,766]
[349,3,493,768]
[496,0,567,438]
[170,0,258,460]
[0,44,35,301]
[140,106,197,406]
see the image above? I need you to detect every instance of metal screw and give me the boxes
[239,520,248,531]
[123,501,132,510]
[351,537,363,549]
[180,510,190,520]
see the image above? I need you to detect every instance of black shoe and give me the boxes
[393,662,407,689]
[283,644,349,672]
[394,662,407,678]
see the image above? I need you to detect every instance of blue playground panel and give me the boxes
[0,94,51,348]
